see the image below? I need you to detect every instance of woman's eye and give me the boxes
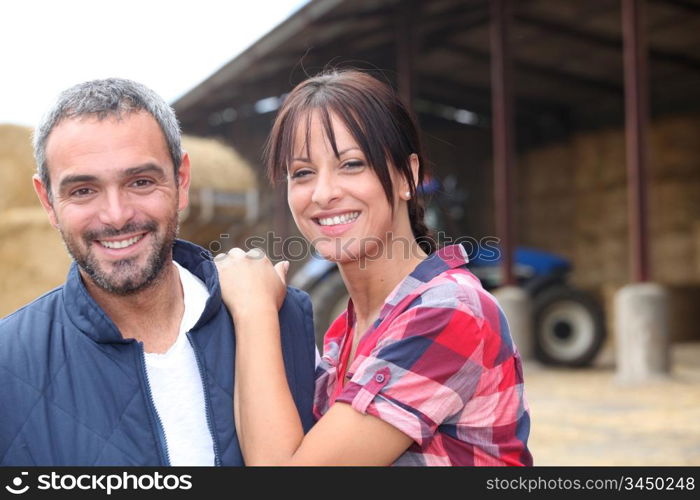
[343,160,365,169]
[290,169,313,179]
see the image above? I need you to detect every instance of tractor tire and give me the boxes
[533,285,606,367]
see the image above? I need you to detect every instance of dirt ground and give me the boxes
[524,342,700,465]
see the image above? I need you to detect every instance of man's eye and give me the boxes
[132,178,154,188]
[71,188,94,197]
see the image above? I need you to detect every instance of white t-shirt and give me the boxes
[144,262,215,466]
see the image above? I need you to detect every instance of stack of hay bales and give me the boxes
[648,114,700,285]
[0,125,72,317]
[518,113,700,290]
[695,221,700,277]
[517,143,576,259]
[0,125,257,317]
[179,135,257,250]
[515,112,700,345]
[0,125,43,211]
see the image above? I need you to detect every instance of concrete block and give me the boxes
[614,283,670,384]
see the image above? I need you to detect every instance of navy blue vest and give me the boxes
[0,240,316,465]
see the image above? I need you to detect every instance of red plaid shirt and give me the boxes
[313,245,533,466]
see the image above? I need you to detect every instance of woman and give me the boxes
[216,70,532,466]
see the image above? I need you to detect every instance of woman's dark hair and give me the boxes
[264,69,436,254]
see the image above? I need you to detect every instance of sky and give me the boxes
[0,0,307,127]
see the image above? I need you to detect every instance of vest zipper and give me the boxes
[138,344,171,466]
[187,332,222,466]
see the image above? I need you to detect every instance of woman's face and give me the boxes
[286,111,408,263]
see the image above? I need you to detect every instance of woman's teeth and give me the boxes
[318,212,360,226]
[99,234,144,249]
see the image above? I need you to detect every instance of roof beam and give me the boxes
[516,13,700,73]
[649,0,700,14]
[415,74,571,116]
[440,42,623,95]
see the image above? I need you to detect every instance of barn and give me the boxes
[172,0,700,370]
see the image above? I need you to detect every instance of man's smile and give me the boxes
[97,233,146,249]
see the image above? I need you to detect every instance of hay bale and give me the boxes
[649,114,700,181]
[651,230,696,286]
[574,190,605,239]
[571,237,606,288]
[0,207,72,318]
[602,186,628,234]
[520,194,576,254]
[572,131,603,192]
[695,222,700,278]
[666,286,700,342]
[178,135,258,249]
[600,234,629,284]
[182,135,257,192]
[0,124,39,212]
[520,143,574,198]
[649,179,700,233]
[598,129,626,189]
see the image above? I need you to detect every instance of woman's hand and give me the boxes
[214,247,289,320]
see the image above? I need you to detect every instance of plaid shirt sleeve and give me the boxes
[335,279,524,449]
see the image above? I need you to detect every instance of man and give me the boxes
[0,79,316,466]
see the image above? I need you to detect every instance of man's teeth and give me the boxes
[99,235,144,249]
[318,212,360,226]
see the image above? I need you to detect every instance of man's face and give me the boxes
[33,111,190,295]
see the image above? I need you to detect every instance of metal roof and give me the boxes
[174,0,700,138]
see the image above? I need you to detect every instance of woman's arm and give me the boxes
[234,304,412,465]
[216,248,412,465]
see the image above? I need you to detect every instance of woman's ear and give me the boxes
[400,154,420,200]
[409,153,420,187]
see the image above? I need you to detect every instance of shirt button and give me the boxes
[375,373,385,383]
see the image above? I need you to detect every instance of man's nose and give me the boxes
[311,170,342,207]
[97,189,135,229]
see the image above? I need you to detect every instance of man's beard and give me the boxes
[60,216,179,296]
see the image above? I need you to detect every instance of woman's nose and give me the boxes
[311,170,342,207]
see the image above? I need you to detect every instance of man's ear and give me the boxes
[32,174,59,228]
[177,151,191,212]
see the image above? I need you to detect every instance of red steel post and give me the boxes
[490,0,516,285]
[622,0,651,282]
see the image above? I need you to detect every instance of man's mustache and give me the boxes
[83,221,158,241]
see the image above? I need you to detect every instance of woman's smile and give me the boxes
[314,210,360,226]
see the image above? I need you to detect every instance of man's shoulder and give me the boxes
[285,285,311,305]
[0,285,66,378]
[283,286,313,318]
[0,284,65,329]
[0,285,66,359]
[279,286,314,341]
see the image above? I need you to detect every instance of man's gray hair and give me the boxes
[33,78,182,197]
